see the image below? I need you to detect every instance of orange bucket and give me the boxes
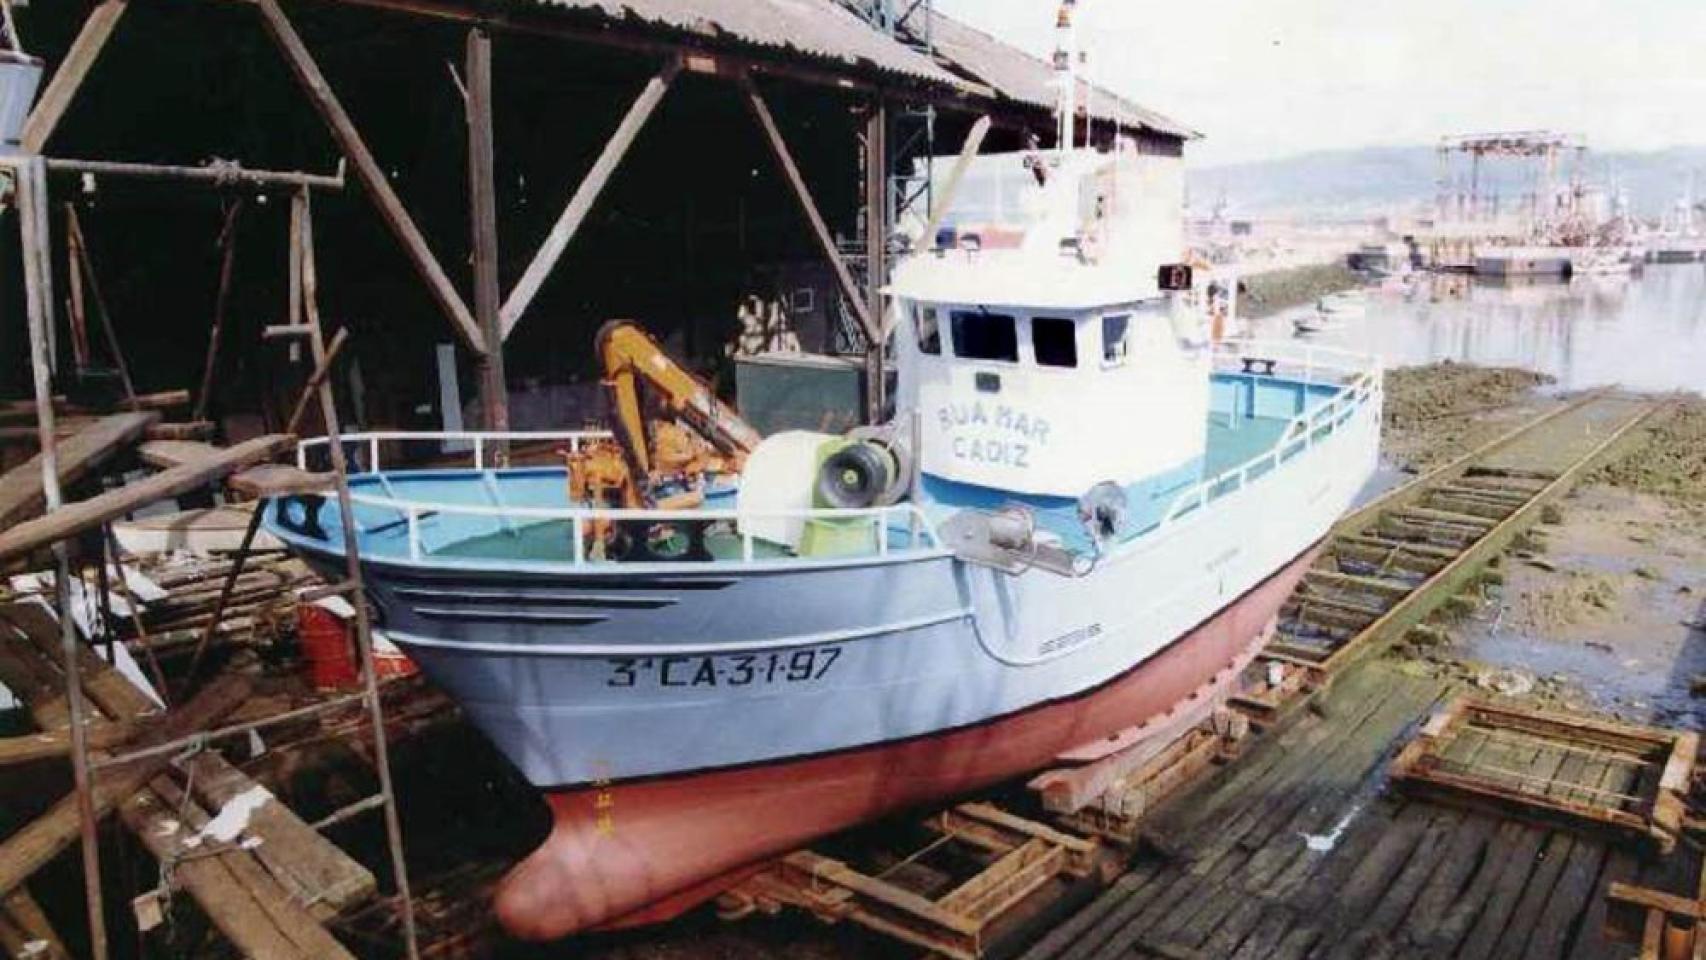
[297,603,359,690]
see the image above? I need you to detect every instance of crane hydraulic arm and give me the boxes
[595,319,762,486]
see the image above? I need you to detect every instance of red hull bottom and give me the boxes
[494,544,1323,941]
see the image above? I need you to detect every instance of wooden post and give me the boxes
[864,100,888,424]
[21,0,130,153]
[64,206,90,373]
[64,207,138,409]
[288,187,306,363]
[14,156,110,960]
[465,28,509,453]
[194,199,245,421]
[252,0,487,356]
[500,58,680,339]
[740,74,879,345]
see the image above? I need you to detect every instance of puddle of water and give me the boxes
[1299,801,1363,853]
[1251,264,1706,394]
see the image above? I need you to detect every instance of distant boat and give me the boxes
[1317,291,1367,316]
[1294,311,1346,335]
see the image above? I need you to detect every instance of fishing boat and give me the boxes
[264,137,1381,940]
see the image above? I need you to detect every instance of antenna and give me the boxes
[1053,0,1078,152]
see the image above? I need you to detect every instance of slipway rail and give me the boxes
[1241,389,1664,712]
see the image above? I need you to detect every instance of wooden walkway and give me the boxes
[1019,662,1671,960]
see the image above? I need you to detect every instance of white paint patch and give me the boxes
[1300,802,1363,853]
[184,786,273,848]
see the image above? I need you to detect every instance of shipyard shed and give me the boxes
[0,0,1193,446]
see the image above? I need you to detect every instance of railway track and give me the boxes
[1242,389,1663,710]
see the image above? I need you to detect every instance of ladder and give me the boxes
[264,185,423,958]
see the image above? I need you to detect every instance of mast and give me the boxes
[1054,0,1078,152]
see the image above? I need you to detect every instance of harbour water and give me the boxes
[1256,263,1706,393]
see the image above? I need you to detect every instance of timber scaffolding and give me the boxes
[1,132,428,959]
[711,390,1706,960]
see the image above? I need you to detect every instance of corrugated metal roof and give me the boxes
[921,10,1198,140]
[523,0,968,89]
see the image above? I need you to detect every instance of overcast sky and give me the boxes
[930,0,1706,167]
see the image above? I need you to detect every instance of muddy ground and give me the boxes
[1238,263,1363,319]
[1379,362,1559,474]
[1386,384,1706,729]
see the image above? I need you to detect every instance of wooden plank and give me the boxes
[779,851,980,935]
[137,439,221,469]
[0,435,291,564]
[20,0,131,152]
[252,0,486,356]
[228,464,335,498]
[0,412,158,529]
[181,754,376,918]
[116,783,345,960]
[0,676,250,898]
[1566,851,1638,960]
[3,601,369,949]
[740,75,877,343]
[1,887,69,960]
[501,58,680,337]
[142,421,217,442]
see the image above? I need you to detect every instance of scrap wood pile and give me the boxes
[10,552,321,666]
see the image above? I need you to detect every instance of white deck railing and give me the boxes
[287,340,1377,564]
[346,495,939,565]
[296,429,613,473]
[1161,339,1383,525]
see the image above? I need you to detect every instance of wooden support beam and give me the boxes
[194,199,246,422]
[466,29,509,445]
[0,435,293,564]
[64,208,91,374]
[45,157,344,191]
[0,412,158,530]
[64,207,140,409]
[863,100,887,423]
[740,74,878,344]
[500,57,679,338]
[21,0,130,153]
[252,0,487,356]
[285,326,351,435]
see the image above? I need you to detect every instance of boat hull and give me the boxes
[493,541,1321,940]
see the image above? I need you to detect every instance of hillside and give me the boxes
[1188,145,1706,219]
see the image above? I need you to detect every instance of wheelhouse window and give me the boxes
[916,306,941,355]
[1031,317,1078,368]
[1102,313,1131,366]
[950,310,1019,363]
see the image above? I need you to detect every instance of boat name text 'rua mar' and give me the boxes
[605,647,843,688]
[938,401,1053,468]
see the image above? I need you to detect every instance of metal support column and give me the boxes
[15,154,110,960]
